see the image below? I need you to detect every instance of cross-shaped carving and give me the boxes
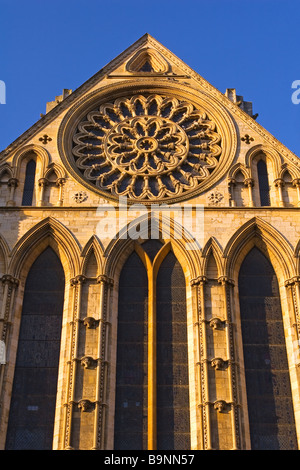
[39,134,52,145]
[241,134,254,145]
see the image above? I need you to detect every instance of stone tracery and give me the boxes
[72,94,222,202]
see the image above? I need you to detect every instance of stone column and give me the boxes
[38,178,48,207]
[285,276,300,341]
[0,275,19,423]
[6,178,18,207]
[274,178,285,207]
[56,178,66,207]
[228,178,236,207]
[63,274,85,450]
[191,275,213,449]
[292,179,300,207]
[93,275,113,450]
[244,178,254,207]
[218,276,240,450]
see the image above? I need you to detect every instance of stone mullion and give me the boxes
[93,275,113,450]
[191,277,204,449]
[56,178,66,206]
[63,275,84,450]
[38,178,48,206]
[292,179,300,206]
[7,178,18,206]
[244,178,254,207]
[218,276,240,450]
[274,178,285,207]
[0,275,19,415]
[192,276,212,450]
[285,277,300,362]
[101,278,113,450]
[227,178,236,207]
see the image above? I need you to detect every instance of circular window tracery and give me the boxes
[65,91,233,203]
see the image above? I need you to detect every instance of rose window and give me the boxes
[71,94,223,202]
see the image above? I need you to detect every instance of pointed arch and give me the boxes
[126,47,170,73]
[8,217,81,281]
[5,246,65,450]
[0,234,10,275]
[224,217,296,281]
[228,162,250,180]
[202,237,224,278]
[80,235,104,276]
[12,144,50,179]
[279,162,300,181]
[245,144,282,179]
[104,212,200,281]
[295,239,300,275]
[238,246,298,449]
[44,162,66,181]
[0,163,13,181]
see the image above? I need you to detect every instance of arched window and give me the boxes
[156,251,190,450]
[257,160,270,206]
[114,242,190,450]
[114,251,148,450]
[5,247,65,450]
[238,247,297,450]
[22,159,36,206]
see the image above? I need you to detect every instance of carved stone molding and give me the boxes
[218,276,235,287]
[209,317,225,330]
[213,400,228,413]
[82,316,100,329]
[70,275,86,286]
[190,275,207,287]
[241,134,254,145]
[274,178,285,188]
[39,134,52,145]
[56,177,66,186]
[285,276,300,287]
[72,191,88,203]
[7,177,18,188]
[96,274,114,286]
[77,399,95,412]
[210,357,228,370]
[244,177,254,188]
[1,275,19,287]
[207,190,224,206]
[80,356,97,369]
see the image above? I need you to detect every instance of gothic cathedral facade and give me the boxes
[0,35,300,450]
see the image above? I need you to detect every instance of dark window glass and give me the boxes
[156,252,190,450]
[114,252,148,450]
[139,61,154,72]
[142,239,163,261]
[22,159,36,206]
[5,247,65,450]
[257,160,270,206]
[238,247,297,450]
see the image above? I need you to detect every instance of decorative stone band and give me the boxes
[1,275,19,287]
[285,276,300,287]
[198,400,239,413]
[70,274,114,286]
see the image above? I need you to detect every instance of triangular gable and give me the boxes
[0,33,299,172]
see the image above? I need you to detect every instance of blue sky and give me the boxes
[1,0,300,156]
